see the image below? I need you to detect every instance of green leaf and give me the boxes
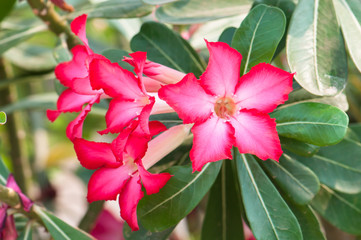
[70,0,153,19]
[311,185,361,235]
[287,202,326,240]
[235,153,302,240]
[138,162,222,231]
[231,4,286,75]
[2,93,57,114]
[0,111,6,125]
[53,44,72,63]
[0,0,16,23]
[155,0,251,24]
[218,27,236,45]
[272,102,348,146]
[0,156,9,185]
[142,0,177,4]
[201,161,244,240]
[286,0,347,96]
[333,0,361,74]
[123,222,174,240]
[18,222,33,240]
[260,153,320,204]
[280,136,320,157]
[34,207,94,240]
[291,135,361,194]
[0,25,47,56]
[131,22,204,76]
[101,49,133,71]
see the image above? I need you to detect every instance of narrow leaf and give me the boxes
[272,102,348,146]
[232,4,286,75]
[138,162,222,231]
[235,153,302,240]
[18,222,33,240]
[0,111,6,125]
[0,156,9,185]
[287,0,347,96]
[260,153,320,204]
[280,136,320,157]
[201,161,244,240]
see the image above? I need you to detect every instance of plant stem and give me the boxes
[26,0,79,49]
[78,201,104,232]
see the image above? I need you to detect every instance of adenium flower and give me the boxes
[159,41,293,171]
[0,174,33,240]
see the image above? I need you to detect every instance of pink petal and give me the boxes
[46,110,61,122]
[54,45,89,88]
[90,210,124,240]
[99,99,146,135]
[149,121,167,136]
[138,163,172,195]
[6,174,33,212]
[70,14,90,49]
[200,41,242,97]
[73,138,120,169]
[136,97,155,136]
[87,166,132,202]
[230,109,282,161]
[125,52,147,80]
[143,77,162,92]
[158,73,214,124]
[111,120,140,161]
[190,116,234,172]
[118,174,143,231]
[72,77,103,95]
[234,63,293,113]
[125,134,149,161]
[2,214,17,240]
[50,0,74,12]
[89,58,143,99]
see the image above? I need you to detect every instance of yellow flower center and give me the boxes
[214,97,236,119]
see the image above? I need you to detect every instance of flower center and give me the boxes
[214,97,236,119]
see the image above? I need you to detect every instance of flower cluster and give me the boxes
[49,14,293,231]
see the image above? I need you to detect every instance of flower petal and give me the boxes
[118,174,143,231]
[200,41,242,96]
[70,14,89,49]
[158,73,214,124]
[234,63,293,113]
[89,58,143,100]
[230,109,282,161]
[87,166,131,202]
[6,174,33,212]
[190,116,234,172]
[73,138,120,169]
[138,163,172,195]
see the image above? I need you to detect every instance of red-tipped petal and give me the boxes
[200,41,242,97]
[70,14,89,48]
[6,174,33,212]
[87,166,132,202]
[158,73,214,124]
[190,116,234,172]
[118,174,143,231]
[138,163,172,195]
[149,121,167,136]
[46,110,61,122]
[230,109,282,161]
[73,138,120,169]
[234,63,293,113]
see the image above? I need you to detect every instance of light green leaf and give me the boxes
[287,0,347,96]
[311,185,361,235]
[138,162,222,232]
[0,111,6,125]
[260,153,320,204]
[0,156,9,185]
[333,0,361,74]
[201,161,244,240]
[155,0,251,24]
[235,153,302,240]
[70,0,153,19]
[291,135,361,194]
[142,0,177,4]
[34,207,94,240]
[232,4,286,75]
[131,22,204,76]
[272,102,348,146]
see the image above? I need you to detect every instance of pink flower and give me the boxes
[159,41,293,172]
[73,122,172,231]
[47,14,106,140]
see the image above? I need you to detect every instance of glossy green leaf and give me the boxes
[218,27,236,45]
[292,134,361,194]
[70,0,153,19]
[287,0,347,96]
[287,202,326,240]
[34,207,94,240]
[0,111,6,125]
[280,136,320,157]
[201,161,244,240]
[131,22,204,76]
[0,156,9,185]
[311,185,361,235]
[232,4,286,75]
[18,222,33,240]
[0,25,46,56]
[272,102,348,146]
[235,153,302,240]
[101,49,132,71]
[333,0,361,74]
[349,123,361,140]
[0,0,16,23]
[155,0,251,24]
[123,222,174,240]
[138,162,222,231]
[260,154,320,204]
